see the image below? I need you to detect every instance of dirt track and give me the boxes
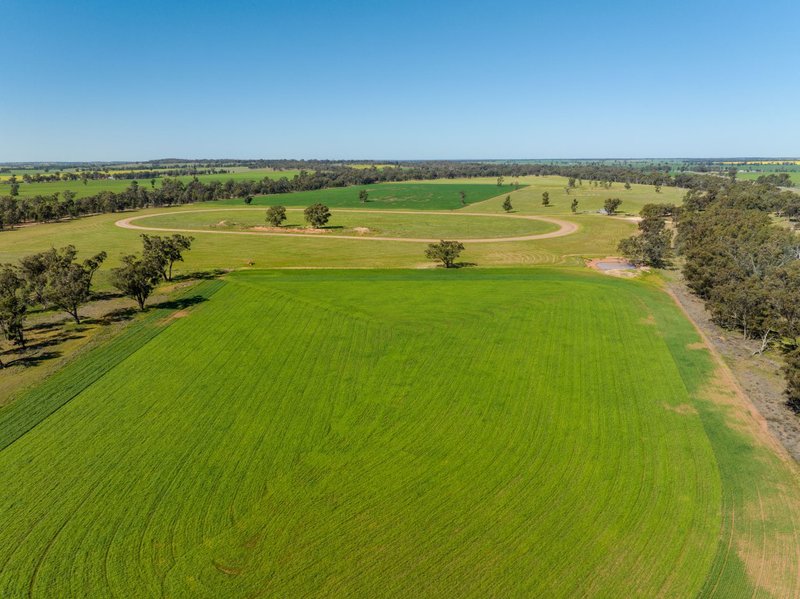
[115,208,579,244]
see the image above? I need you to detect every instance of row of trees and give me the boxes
[9,163,789,231]
[674,181,800,410]
[618,178,800,411]
[112,234,195,310]
[0,246,107,367]
[756,173,794,187]
[0,235,193,367]
[263,204,331,228]
[3,167,228,189]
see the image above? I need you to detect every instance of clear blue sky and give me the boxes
[2,0,799,161]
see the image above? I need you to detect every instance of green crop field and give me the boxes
[0,176,798,597]
[0,269,797,597]
[219,182,521,210]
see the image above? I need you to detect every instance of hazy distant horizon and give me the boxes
[2,156,800,166]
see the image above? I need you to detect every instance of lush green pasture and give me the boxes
[0,269,796,597]
[136,208,557,239]
[220,183,519,210]
[457,175,685,215]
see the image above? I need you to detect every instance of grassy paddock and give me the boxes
[0,178,666,281]
[223,182,520,210]
[1,268,798,596]
[131,208,558,240]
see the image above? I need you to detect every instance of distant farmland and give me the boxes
[0,269,797,597]
[0,168,303,198]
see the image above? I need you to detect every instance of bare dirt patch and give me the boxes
[250,226,327,234]
[666,277,800,462]
[352,227,371,235]
[586,256,644,278]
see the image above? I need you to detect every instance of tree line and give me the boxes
[0,235,193,367]
[4,168,228,187]
[3,163,770,231]
[617,176,800,411]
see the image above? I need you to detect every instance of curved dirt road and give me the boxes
[115,208,579,244]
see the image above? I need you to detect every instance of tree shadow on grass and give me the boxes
[86,307,138,326]
[1,350,63,369]
[172,269,228,283]
[435,262,477,269]
[24,332,84,353]
[27,319,71,333]
[152,295,209,311]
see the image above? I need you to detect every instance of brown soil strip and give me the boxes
[665,283,800,597]
[666,278,800,462]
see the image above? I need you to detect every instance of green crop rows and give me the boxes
[1,269,796,596]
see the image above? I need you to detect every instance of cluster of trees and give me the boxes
[262,203,333,229]
[618,204,674,267]
[0,235,193,367]
[0,246,107,366]
[756,173,794,187]
[676,181,800,410]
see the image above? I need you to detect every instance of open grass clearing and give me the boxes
[0,268,797,597]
